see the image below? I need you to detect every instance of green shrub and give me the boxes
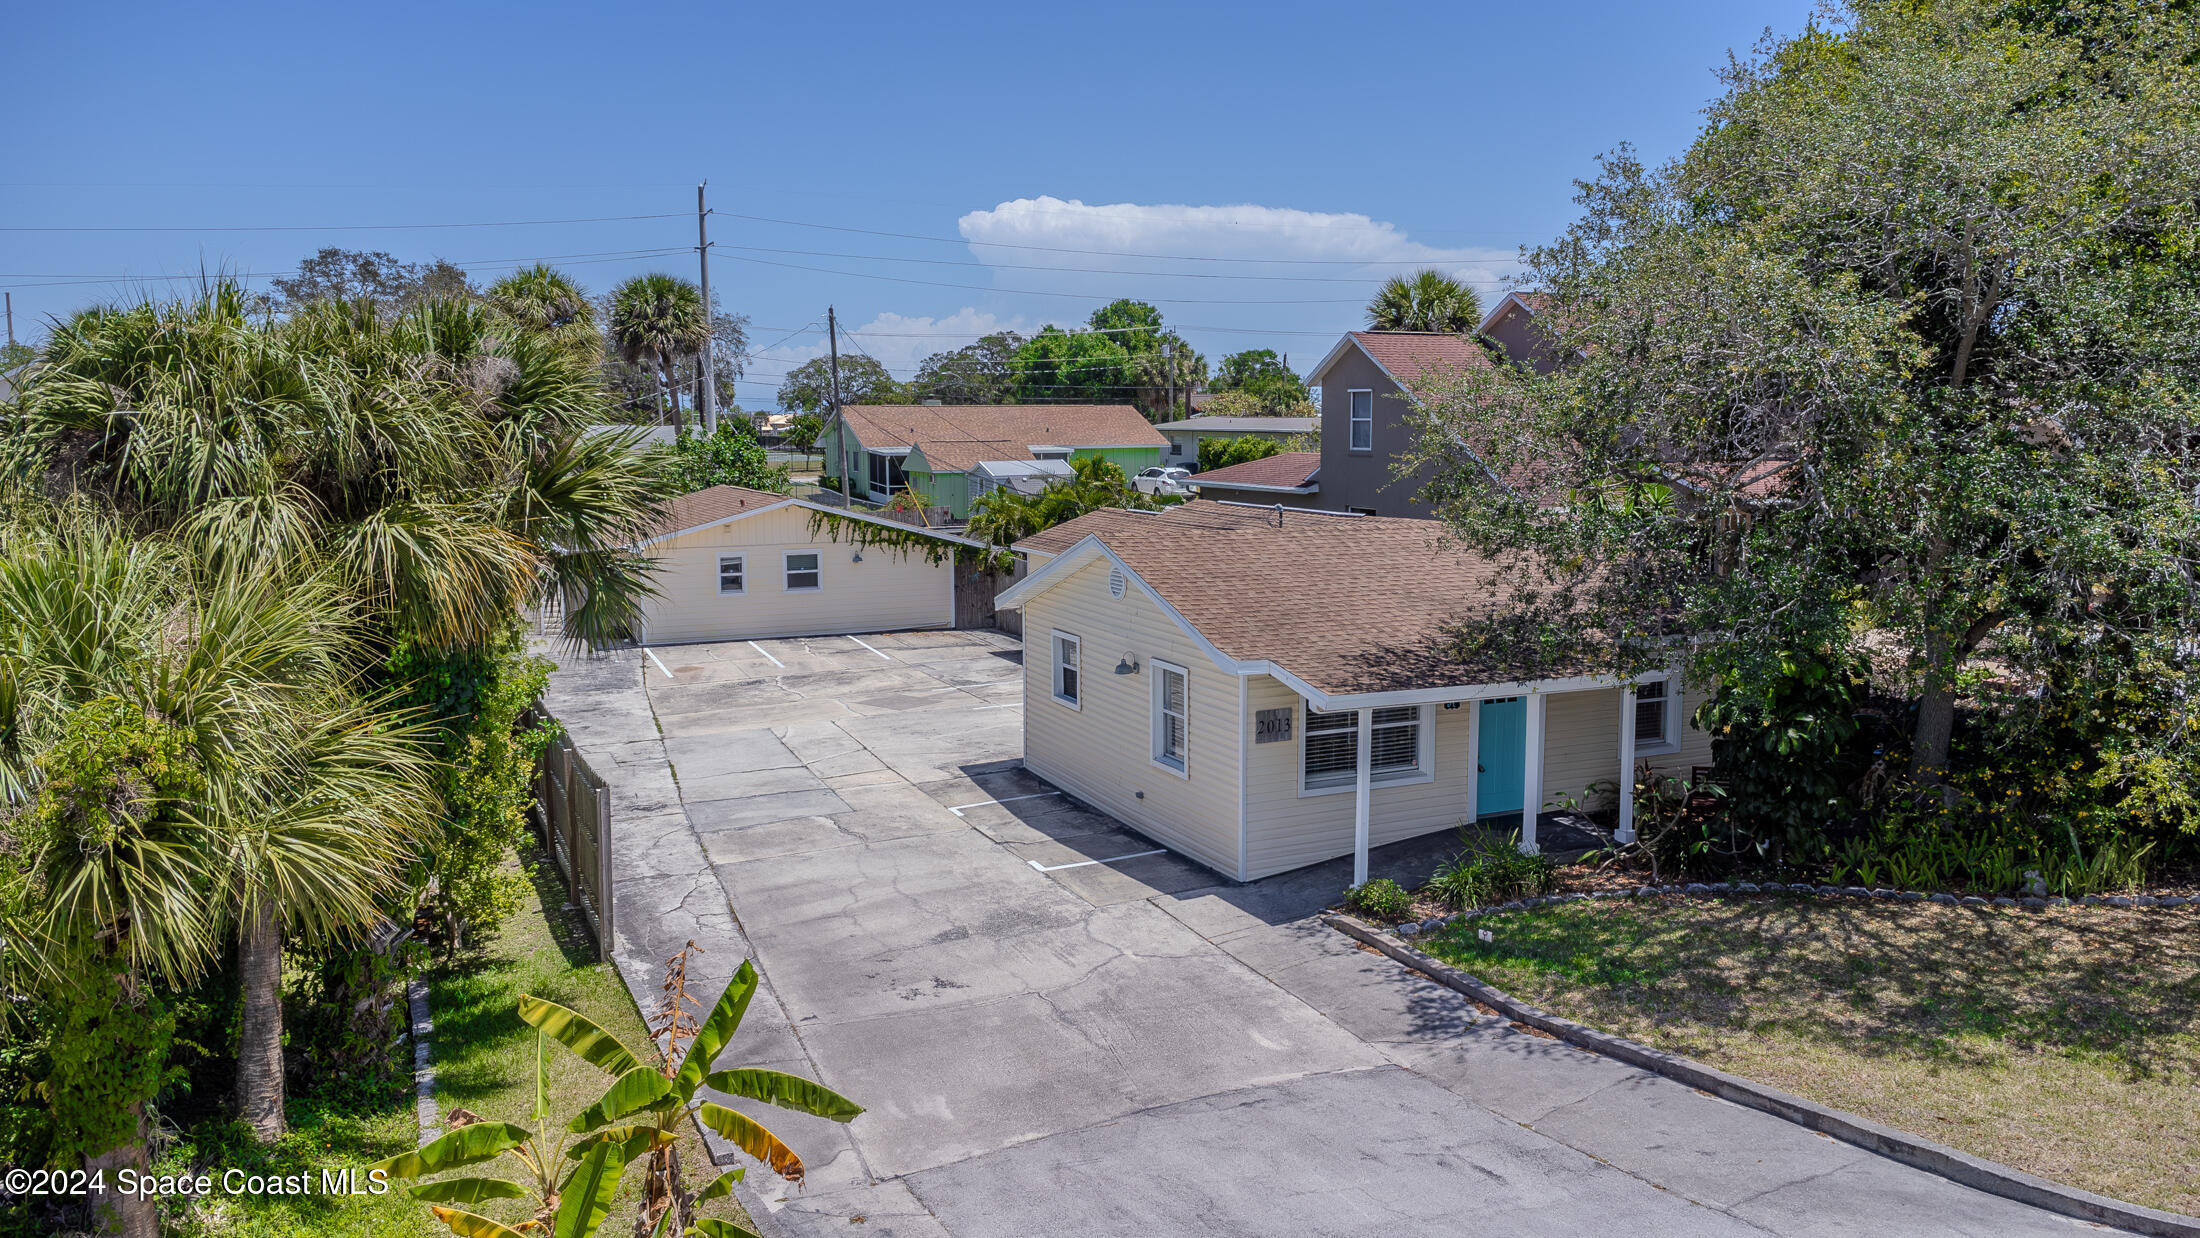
[1696,648,1867,862]
[1427,829,1558,910]
[1828,813,2152,897]
[656,422,791,495]
[1343,878,1412,921]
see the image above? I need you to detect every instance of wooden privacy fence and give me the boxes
[526,705,613,960]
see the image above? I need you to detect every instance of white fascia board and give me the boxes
[1280,666,1678,712]
[1474,291,1537,337]
[993,539,1250,680]
[635,498,805,549]
[1190,481,1318,495]
[638,496,983,552]
[1305,333,1411,395]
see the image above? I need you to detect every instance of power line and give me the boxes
[0,211,687,234]
[714,209,1517,266]
[0,248,694,291]
[719,252,1367,305]
[715,242,1437,284]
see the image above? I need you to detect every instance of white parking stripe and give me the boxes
[1028,849,1167,873]
[946,791,1061,817]
[746,640,784,668]
[644,648,675,679]
[847,635,892,660]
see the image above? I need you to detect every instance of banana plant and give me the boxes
[370,1024,671,1237]
[522,958,862,1238]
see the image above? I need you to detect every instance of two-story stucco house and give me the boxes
[1000,501,1711,884]
[1303,332,1494,518]
[822,403,1166,519]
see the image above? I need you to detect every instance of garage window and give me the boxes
[1152,660,1189,775]
[784,551,821,591]
[1052,631,1081,708]
[717,555,744,595]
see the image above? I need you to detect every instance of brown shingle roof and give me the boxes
[1349,331,1492,396]
[638,484,791,541]
[838,404,1164,471]
[1022,500,1579,696]
[1013,501,1314,558]
[1187,451,1320,491]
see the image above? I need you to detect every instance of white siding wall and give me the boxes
[1242,677,1478,879]
[1020,558,1243,878]
[1244,682,1718,880]
[638,505,953,645]
[1543,684,1717,812]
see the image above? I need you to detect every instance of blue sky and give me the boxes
[3,1,1818,408]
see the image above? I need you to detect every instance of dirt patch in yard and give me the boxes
[1421,896,2200,1216]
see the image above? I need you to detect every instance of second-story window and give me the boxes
[1349,390,1374,451]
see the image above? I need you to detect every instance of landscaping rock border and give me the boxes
[1383,881,2194,939]
[1325,909,2200,1238]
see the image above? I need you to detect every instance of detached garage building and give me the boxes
[632,485,982,645]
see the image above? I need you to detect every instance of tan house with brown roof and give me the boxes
[625,485,981,645]
[822,403,1166,519]
[997,501,1710,882]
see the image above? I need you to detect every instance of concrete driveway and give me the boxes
[547,632,2123,1238]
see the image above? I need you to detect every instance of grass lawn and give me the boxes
[166,843,751,1237]
[1421,896,2200,1215]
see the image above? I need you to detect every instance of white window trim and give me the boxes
[782,549,824,593]
[1150,659,1191,778]
[1296,701,1436,797]
[1050,629,1082,711]
[1630,677,1683,756]
[716,554,745,596]
[1347,389,1374,453]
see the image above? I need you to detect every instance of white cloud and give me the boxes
[957,196,1517,295]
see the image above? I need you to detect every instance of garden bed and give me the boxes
[1418,894,2200,1216]
[161,844,745,1237]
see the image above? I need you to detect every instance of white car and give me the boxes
[1134,466,1194,496]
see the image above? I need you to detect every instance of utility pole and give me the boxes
[1165,339,1176,420]
[830,306,848,504]
[697,182,717,437]
[5,292,13,350]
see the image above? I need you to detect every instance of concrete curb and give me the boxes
[407,976,438,1146]
[1325,912,2200,1238]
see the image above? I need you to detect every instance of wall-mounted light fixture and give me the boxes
[1115,653,1141,676]
[852,550,864,563]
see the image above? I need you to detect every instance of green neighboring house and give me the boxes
[823,403,1166,519]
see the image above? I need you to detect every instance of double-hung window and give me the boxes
[717,555,744,595]
[1052,631,1081,708]
[1152,661,1189,774]
[1303,705,1426,791]
[784,551,821,591]
[1632,680,1679,752]
[1348,389,1374,452]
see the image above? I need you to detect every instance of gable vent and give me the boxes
[1108,567,1127,599]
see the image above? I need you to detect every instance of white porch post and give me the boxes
[1352,706,1373,886]
[1520,692,1546,854]
[1616,685,1638,844]
[1463,701,1481,825]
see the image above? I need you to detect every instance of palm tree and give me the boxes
[488,263,601,363]
[12,280,663,650]
[608,273,708,429]
[1366,269,1483,334]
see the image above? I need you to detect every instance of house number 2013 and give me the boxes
[1254,709,1293,743]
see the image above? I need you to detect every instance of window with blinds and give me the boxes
[1303,705,1423,789]
[1634,681,1669,745]
[1153,663,1188,771]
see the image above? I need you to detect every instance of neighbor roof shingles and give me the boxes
[1188,451,1320,491]
[1350,331,1492,396]
[1023,500,1584,695]
[838,404,1165,470]
[638,484,791,541]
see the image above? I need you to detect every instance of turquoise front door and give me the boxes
[1477,697,1526,817]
